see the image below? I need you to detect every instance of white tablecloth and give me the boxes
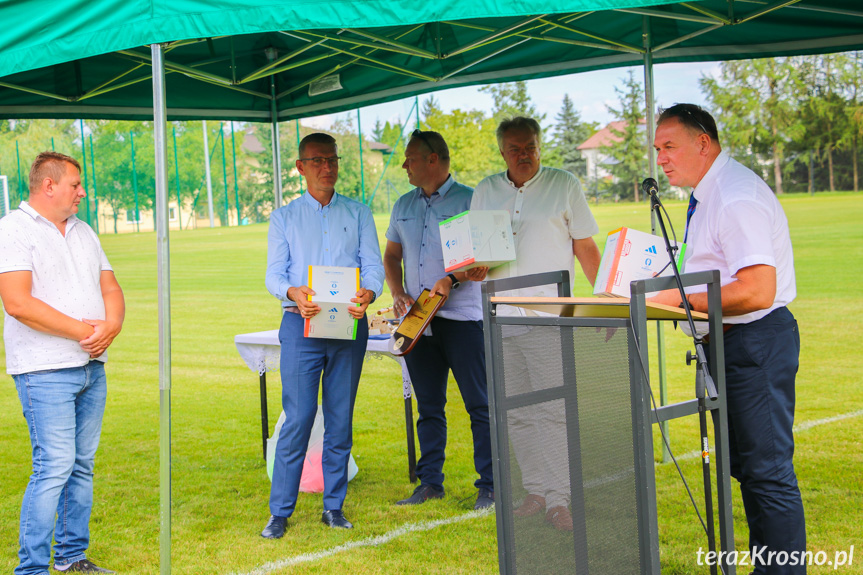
[234,330,412,399]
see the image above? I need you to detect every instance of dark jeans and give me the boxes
[404,317,493,491]
[709,307,806,574]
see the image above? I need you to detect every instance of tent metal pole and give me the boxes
[16,140,22,205]
[357,109,365,204]
[173,127,182,229]
[230,122,241,224]
[295,119,303,193]
[203,120,215,227]
[643,16,670,463]
[151,42,172,575]
[270,77,283,209]
[131,131,140,233]
[79,119,90,225]
[220,123,229,225]
[89,135,99,234]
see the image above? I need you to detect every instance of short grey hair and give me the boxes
[298,132,337,158]
[496,116,542,150]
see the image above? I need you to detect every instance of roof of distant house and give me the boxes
[368,141,393,154]
[243,129,266,154]
[578,119,646,151]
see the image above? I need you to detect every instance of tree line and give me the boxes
[2,51,859,232]
[603,52,863,199]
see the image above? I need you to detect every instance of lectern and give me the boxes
[481,270,735,575]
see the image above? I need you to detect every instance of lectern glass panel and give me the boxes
[495,322,642,574]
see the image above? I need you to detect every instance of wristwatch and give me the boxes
[447,273,460,289]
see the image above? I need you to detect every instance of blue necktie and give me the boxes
[684,192,698,244]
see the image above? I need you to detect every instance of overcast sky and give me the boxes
[302,61,722,139]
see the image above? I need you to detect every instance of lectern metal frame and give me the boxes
[481,269,735,575]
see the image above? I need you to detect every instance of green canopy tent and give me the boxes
[2,1,862,573]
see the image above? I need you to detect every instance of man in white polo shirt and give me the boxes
[651,104,803,574]
[0,152,125,575]
[472,116,601,531]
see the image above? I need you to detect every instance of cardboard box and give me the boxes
[439,210,516,272]
[304,265,360,340]
[593,227,686,298]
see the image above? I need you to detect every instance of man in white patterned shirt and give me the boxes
[472,117,601,531]
[0,152,124,575]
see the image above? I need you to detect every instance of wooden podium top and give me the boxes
[489,296,708,321]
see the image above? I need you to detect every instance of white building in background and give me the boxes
[578,120,686,200]
[578,120,646,183]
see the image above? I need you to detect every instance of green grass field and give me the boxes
[1,193,861,574]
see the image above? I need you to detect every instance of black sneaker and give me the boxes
[475,488,495,510]
[54,559,115,573]
[396,484,445,505]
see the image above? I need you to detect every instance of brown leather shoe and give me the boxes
[513,494,545,517]
[546,506,573,531]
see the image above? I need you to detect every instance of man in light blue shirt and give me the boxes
[383,130,493,510]
[262,133,384,537]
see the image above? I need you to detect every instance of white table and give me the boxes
[234,329,418,482]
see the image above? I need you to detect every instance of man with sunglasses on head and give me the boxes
[471,116,601,531]
[651,104,804,574]
[262,133,384,537]
[383,130,494,510]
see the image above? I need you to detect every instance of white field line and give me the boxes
[231,409,862,575]
[663,408,863,464]
[230,508,494,575]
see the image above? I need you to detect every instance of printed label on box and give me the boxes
[440,210,515,272]
[593,227,685,298]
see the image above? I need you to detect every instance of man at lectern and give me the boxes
[472,116,601,531]
[262,133,384,537]
[384,129,494,510]
[651,104,804,574]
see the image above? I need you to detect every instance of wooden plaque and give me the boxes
[389,289,447,356]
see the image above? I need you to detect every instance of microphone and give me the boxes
[641,177,659,199]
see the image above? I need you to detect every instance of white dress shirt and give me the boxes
[683,150,796,325]
[0,202,112,375]
[472,166,599,307]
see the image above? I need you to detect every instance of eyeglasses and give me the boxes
[411,129,437,156]
[299,156,341,167]
[682,108,710,137]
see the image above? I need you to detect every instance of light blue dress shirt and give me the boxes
[385,176,482,322]
[266,191,384,308]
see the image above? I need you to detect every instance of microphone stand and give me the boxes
[646,182,719,575]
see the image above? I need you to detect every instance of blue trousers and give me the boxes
[269,311,368,516]
[13,362,107,575]
[403,317,492,492]
[709,307,806,574]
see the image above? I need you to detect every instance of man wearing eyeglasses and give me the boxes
[651,104,804,574]
[471,116,601,531]
[383,130,494,510]
[262,133,384,537]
